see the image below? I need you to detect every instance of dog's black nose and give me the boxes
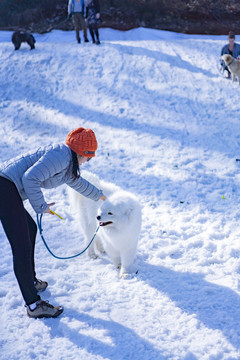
[97,215,101,220]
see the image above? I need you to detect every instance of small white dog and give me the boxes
[221,54,240,84]
[68,171,142,278]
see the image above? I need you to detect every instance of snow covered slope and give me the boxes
[1,28,240,360]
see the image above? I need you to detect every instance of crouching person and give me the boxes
[220,31,240,78]
[0,127,106,318]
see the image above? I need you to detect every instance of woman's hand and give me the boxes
[100,195,106,201]
[44,202,56,214]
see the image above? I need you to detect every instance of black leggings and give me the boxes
[0,177,40,305]
[89,24,99,42]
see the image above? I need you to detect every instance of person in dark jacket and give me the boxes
[220,31,240,78]
[0,127,106,318]
[85,0,101,45]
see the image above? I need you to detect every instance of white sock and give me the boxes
[29,301,38,310]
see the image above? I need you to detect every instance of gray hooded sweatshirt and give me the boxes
[0,143,103,213]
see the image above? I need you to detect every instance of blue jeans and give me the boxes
[220,59,230,74]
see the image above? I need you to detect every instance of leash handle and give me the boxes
[36,214,99,260]
[49,209,64,220]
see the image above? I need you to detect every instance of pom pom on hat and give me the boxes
[66,127,98,157]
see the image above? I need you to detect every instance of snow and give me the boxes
[1,27,240,359]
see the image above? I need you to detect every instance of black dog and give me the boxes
[12,31,36,50]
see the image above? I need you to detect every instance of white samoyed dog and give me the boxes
[68,171,142,278]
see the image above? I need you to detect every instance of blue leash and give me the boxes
[36,213,99,260]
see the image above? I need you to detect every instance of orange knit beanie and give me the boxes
[65,127,98,157]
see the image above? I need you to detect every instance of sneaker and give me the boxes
[34,279,48,292]
[26,300,63,319]
[84,38,89,43]
[96,39,100,45]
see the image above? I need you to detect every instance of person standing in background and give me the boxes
[68,0,89,43]
[85,0,101,45]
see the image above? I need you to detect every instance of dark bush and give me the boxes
[0,0,240,34]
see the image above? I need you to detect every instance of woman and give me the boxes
[85,0,101,45]
[0,127,106,319]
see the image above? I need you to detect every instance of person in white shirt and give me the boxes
[68,0,89,43]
